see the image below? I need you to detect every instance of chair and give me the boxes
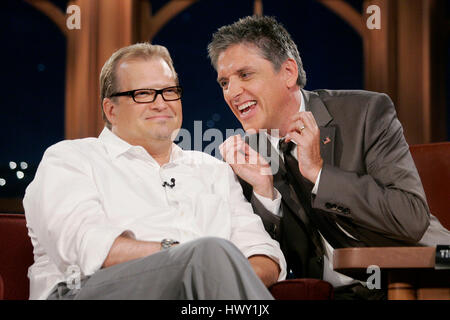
[0,213,333,300]
[409,142,450,229]
[0,213,34,300]
[333,142,450,300]
[269,278,333,300]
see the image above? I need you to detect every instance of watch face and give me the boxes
[161,238,179,249]
[161,239,171,249]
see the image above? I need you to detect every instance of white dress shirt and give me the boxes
[264,91,359,287]
[23,127,286,300]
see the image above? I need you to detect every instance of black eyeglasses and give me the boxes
[110,86,182,103]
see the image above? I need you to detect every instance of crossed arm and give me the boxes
[248,255,280,287]
[103,236,281,287]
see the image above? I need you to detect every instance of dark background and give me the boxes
[1,0,449,199]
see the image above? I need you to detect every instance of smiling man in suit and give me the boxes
[208,15,448,299]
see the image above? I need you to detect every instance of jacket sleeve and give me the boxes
[312,93,430,242]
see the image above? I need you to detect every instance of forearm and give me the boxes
[248,255,280,287]
[102,235,161,268]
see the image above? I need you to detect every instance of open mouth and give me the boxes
[237,101,257,117]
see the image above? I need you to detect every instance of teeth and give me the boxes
[238,101,256,111]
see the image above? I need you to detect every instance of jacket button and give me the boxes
[325,202,332,209]
[337,206,344,213]
[343,208,350,214]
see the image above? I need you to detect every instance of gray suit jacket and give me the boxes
[249,89,448,247]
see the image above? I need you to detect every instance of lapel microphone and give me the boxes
[162,178,176,188]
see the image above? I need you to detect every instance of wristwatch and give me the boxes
[160,238,179,250]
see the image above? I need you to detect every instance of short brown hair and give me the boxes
[99,43,178,129]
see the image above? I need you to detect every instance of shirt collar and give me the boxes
[299,89,305,112]
[99,127,134,158]
[99,127,184,163]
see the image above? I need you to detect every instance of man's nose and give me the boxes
[149,93,168,110]
[226,78,243,100]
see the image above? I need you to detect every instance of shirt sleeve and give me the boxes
[311,168,322,195]
[225,166,287,281]
[23,142,133,277]
[252,188,282,217]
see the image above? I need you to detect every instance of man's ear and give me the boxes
[102,98,117,125]
[281,58,299,88]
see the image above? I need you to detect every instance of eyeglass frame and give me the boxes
[109,85,183,103]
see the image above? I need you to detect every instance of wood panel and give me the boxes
[320,0,447,144]
[65,0,134,139]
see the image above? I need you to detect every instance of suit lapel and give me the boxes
[303,90,335,166]
[319,127,335,166]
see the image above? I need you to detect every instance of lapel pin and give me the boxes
[322,137,331,145]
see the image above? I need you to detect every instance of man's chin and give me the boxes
[142,129,173,142]
[242,121,262,133]
[243,128,259,135]
[154,132,176,141]
[143,125,179,141]
[242,124,279,136]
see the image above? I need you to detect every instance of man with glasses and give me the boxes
[23,42,286,300]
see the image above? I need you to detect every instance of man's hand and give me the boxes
[102,235,161,268]
[248,255,280,287]
[220,134,274,199]
[285,111,323,183]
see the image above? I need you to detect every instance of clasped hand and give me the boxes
[284,111,323,184]
[219,111,323,198]
[219,132,274,199]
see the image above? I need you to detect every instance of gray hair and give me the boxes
[100,42,178,129]
[207,15,306,88]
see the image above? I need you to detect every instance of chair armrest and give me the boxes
[269,279,333,300]
[333,247,437,280]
